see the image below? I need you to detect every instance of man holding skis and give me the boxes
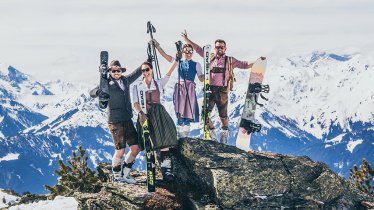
[90,60,142,184]
[182,30,265,144]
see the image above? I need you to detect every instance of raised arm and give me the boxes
[232,56,266,70]
[126,65,142,84]
[165,60,179,76]
[181,30,204,58]
[150,39,174,63]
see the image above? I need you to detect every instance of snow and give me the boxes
[0,189,19,208]
[3,50,374,143]
[325,133,345,144]
[263,51,374,139]
[346,139,364,153]
[7,196,78,210]
[0,153,20,162]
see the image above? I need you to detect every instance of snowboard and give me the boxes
[137,86,156,192]
[202,45,212,140]
[99,51,109,109]
[236,58,269,151]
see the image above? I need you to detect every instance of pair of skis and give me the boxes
[202,45,212,140]
[138,88,156,192]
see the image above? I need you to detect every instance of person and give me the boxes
[90,60,142,184]
[181,30,265,144]
[150,39,203,138]
[132,58,179,182]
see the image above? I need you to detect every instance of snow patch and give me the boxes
[0,189,20,208]
[0,153,20,162]
[7,196,77,210]
[346,139,364,153]
[325,133,345,144]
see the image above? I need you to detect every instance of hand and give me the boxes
[175,52,182,61]
[99,63,108,74]
[97,89,110,100]
[147,55,153,63]
[138,111,148,125]
[149,38,160,48]
[181,30,188,41]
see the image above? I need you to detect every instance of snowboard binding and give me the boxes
[239,119,262,134]
[249,83,270,107]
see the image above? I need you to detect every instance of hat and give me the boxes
[108,60,126,72]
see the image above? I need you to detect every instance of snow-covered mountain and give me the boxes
[0,51,373,193]
[247,51,374,177]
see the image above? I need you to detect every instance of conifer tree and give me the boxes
[45,146,101,198]
[349,158,373,195]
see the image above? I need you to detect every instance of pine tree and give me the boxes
[45,146,101,199]
[349,158,373,195]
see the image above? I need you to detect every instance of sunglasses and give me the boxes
[111,70,122,73]
[183,50,193,54]
[141,68,151,72]
[215,46,225,50]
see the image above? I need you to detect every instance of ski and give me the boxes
[236,58,268,151]
[138,88,156,192]
[202,45,212,140]
[99,51,109,109]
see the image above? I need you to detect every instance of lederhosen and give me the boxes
[208,56,229,119]
[137,81,177,150]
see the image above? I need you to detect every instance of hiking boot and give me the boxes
[122,167,137,184]
[112,165,136,184]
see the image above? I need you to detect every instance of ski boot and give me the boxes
[120,162,137,184]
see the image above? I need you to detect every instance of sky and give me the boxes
[1,0,374,84]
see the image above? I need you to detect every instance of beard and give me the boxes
[216,50,225,57]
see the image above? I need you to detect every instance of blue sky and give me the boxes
[0,0,373,83]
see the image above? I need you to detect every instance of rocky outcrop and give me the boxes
[9,137,370,209]
[71,138,374,209]
[173,138,374,209]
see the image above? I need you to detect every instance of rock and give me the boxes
[173,138,374,209]
[76,164,187,209]
[11,137,372,209]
